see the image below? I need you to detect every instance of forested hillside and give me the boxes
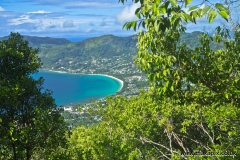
[0,35,71,47]
[37,34,138,71]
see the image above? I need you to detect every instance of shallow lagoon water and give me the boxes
[32,70,122,105]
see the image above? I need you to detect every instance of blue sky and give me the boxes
[0,0,234,39]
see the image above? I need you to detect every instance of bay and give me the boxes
[32,70,123,106]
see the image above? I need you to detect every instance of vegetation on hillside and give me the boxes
[68,0,240,159]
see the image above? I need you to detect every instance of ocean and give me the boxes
[32,70,122,106]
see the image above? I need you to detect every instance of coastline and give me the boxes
[90,74,123,92]
[39,69,124,92]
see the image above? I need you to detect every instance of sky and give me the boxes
[0,0,235,40]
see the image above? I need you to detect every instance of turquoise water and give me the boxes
[32,70,122,105]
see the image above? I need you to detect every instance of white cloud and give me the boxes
[0,6,5,11]
[28,10,51,14]
[62,20,75,28]
[116,3,140,24]
[9,15,40,25]
[0,1,133,37]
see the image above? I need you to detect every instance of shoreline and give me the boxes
[39,69,124,92]
[90,74,123,92]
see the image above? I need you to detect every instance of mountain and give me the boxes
[37,34,138,71]
[0,35,71,47]
[23,36,71,46]
[0,32,223,73]
[180,31,223,49]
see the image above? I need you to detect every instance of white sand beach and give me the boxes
[90,74,124,92]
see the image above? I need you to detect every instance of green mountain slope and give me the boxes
[37,32,222,71]
[180,31,223,49]
[24,36,71,46]
[37,34,138,71]
[0,35,71,47]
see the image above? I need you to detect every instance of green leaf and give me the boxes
[197,8,202,17]
[169,0,177,7]
[215,3,228,12]
[188,6,197,12]
[136,12,141,19]
[12,137,17,141]
[225,93,229,99]
[142,20,146,28]
[201,5,210,17]
[218,11,228,21]
[185,0,192,7]
[172,17,180,29]
[152,3,157,13]
[154,20,160,32]
[141,59,146,66]
[135,8,141,15]
[160,6,167,14]
[190,11,198,18]
[163,70,167,76]
[208,9,217,23]
[181,13,193,22]
[131,21,137,31]
[126,22,132,30]
[163,18,170,29]
[185,14,193,22]
[122,22,128,29]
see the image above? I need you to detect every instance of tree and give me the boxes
[69,0,240,159]
[0,33,68,160]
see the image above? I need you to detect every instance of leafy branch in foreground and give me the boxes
[68,0,240,159]
[0,33,69,160]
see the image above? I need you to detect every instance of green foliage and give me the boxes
[68,0,240,159]
[121,0,229,30]
[0,33,68,160]
[69,92,167,159]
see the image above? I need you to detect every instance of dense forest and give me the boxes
[1,0,240,159]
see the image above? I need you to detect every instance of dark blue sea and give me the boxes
[32,70,122,106]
